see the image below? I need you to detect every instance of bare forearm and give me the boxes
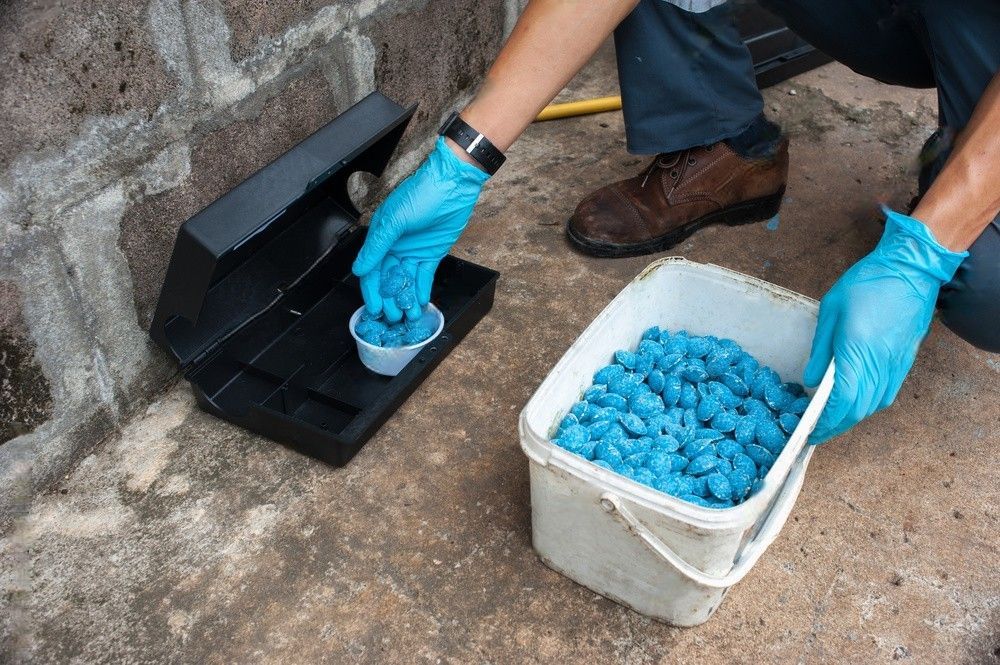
[913,72,1000,251]
[459,0,638,152]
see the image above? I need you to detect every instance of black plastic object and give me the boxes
[734,0,832,88]
[151,92,499,466]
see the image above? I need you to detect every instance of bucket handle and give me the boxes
[598,457,808,589]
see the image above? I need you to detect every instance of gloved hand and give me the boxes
[352,136,489,322]
[803,208,967,443]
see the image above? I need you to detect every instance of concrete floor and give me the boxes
[4,47,999,663]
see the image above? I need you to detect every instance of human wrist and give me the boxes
[880,207,967,284]
[443,136,487,171]
[432,136,490,187]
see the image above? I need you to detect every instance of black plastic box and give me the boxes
[735,0,831,87]
[151,93,499,466]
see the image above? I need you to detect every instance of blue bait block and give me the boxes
[778,412,800,434]
[764,383,794,411]
[614,350,637,369]
[686,454,720,476]
[594,364,625,385]
[616,437,643,457]
[734,416,756,446]
[720,372,749,397]
[668,453,689,472]
[756,418,787,454]
[654,475,683,496]
[679,382,699,409]
[595,440,624,467]
[609,373,643,398]
[652,435,681,453]
[686,336,712,358]
[591,406,619,423]
[689,475,710,497]
[618,412,647,436]
[732,451,757,478]
[680,494,714,508]
[557,414,578,434]
[710,381,742,409]
[657,352,685,372]
[355,319,388,346]
[728,469,752,498]
[696,395,722,422]
[706,473,733,501]
[694,427,724,442]
[681,438,713,459]
[379,264,410,297]
[663,336,687,356]
[711,410,738,433]
[629,392,665,419]
[588,420,612,440]
[786,395,810,415]
[637,339,664,359]
[597,393,628,412]
[633,353,655,379]
[625,452,650,469]
[717,438,743,460]
[646,369,666,394]
[395,288,416,311]
[646,450,673,477]
[559,424,589,448]
[633,468,656,486]
[744,444,774,469]
[681,364,709,383]
[661,375,682,407]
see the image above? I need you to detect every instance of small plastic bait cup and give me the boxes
[349,304,445,377]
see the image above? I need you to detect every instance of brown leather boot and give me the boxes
[567,138,788,257]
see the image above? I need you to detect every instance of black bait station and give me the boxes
[151,93,499,466]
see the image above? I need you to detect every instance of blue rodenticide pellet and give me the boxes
[379,264,411,298]
[354,306,436,349]
[706,473,732,501]
[549,327,808,508]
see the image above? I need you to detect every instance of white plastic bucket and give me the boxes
[349,304,445,376]
[518,258,834,626]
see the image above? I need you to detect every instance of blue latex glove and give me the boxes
[352,136,489,322]
[803,208,967,443]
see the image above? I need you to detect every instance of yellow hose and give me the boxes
[535,95,622,122]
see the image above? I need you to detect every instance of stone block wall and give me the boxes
[0,0,526,521]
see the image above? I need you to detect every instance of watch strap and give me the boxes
[438,112,506,175]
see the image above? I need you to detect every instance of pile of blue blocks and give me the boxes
[551,327,809,509]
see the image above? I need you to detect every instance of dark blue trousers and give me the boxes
[614,0,1000,351]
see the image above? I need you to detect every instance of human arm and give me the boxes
[353,0,640,320]
[804,72,1000,443]
[911,71,1000,252]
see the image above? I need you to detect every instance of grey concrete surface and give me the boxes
[0,0,525,515]
[3,44,999,663]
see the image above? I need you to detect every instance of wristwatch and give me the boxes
[438,111,506,175]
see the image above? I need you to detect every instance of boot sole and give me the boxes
[566,186,786,259]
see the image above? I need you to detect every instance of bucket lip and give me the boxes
[348,304,445,352]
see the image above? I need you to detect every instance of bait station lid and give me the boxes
[151,92,499,466]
